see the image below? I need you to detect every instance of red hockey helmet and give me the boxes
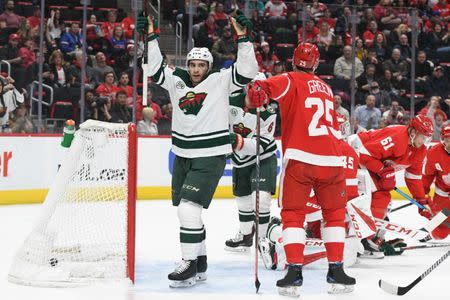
[292,43,320,71]
[409,115,434,137]
[442,124,450,139]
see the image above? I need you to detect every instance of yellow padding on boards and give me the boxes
[0,186,426,205]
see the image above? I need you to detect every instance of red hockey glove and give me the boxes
[246,80,269,108]
[418,196,433,219]
[377,166,396,191]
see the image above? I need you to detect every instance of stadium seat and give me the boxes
[92,0,118,9]
[275,44,295,62]
[50,101,76,120]
[15,1,34,18]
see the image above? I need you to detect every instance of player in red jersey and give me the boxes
[259,115,368,271]
[347,115,434,252]
[246,43,355,296]
[421,124,450,240]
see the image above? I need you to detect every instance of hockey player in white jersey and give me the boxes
[225,73,278,252]
[137,12,258,288]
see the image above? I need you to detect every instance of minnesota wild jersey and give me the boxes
[145,40,258,158]
[229,92,277,168]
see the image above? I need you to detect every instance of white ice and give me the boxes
[0,199,449,300]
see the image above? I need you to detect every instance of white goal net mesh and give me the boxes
[8,120,136,287]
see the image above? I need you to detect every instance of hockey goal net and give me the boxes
[8,120,137,287]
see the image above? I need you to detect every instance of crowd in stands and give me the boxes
[0,0,449,139]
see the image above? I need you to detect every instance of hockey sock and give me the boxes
[254,191,272,239]
[236,195,254,235]
[178,199,204,260]
[281,209,306,264]
[322,207,346,263]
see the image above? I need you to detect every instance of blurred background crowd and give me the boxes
[0,0,449,139]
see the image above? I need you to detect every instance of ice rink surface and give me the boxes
[0,199,449,300]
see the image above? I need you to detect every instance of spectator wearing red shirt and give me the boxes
[96,71,121,101]
[318,9,336,32]
[298,19,319,43]
[213,3,228,23]
[255,41,279,75]
[0,0,22,29]
[117,72,134,107]
[121,11,135,40]
[18,39,36,69]
[433,0,450,22]
[362,20,381,47]
[27,6,41,30]
[101,10,119,40]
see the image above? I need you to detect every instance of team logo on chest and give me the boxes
[178,92,207,115]
[233,123,252,137]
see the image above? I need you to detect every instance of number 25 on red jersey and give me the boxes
[305,97,334,137]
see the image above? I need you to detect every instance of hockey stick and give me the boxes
[254,107,261,293]
[141,1,150,106]
[303,251,327,265]
[390,202,413,213]
[394,242,450,252]
[394,187,450,228]
[379,250,450,296]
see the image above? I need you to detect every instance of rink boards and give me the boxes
[0,135,425,204]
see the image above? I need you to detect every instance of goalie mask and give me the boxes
[337,113,351,139]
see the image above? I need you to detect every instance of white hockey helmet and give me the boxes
[337,113,351,139]
[186,47,214,70]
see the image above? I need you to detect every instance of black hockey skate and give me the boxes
[196,255,207,282]
[259,237,278,270]
[168,259,197,288]
[326,262,356,294]
[276,264,303,297]
[224,231,253,252]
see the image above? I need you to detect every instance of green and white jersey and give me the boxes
[229,92,277,168]
[145,40,258,158]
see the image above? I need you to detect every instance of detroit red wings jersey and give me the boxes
[262,72,343,167]
[355,125,426,198]
[356,126,426,175]
[341,140,359,200]
[424,143,450,198]
[307,140,360,217]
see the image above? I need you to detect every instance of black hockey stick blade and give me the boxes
[255,277,261,293]
[378,250,450,296]
[390,202,413,213]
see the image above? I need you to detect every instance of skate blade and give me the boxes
[278,286,301,297]
[169,277,196,288]
[224,245,251,252]
[328,283,355,294]
[196,272,207,282]
[359,251,384,259]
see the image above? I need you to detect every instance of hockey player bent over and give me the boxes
[348,115,434,255]
[421,124,450,240]
[137,12,258,287]
[225,74,278,251]
[246,43,355,297]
